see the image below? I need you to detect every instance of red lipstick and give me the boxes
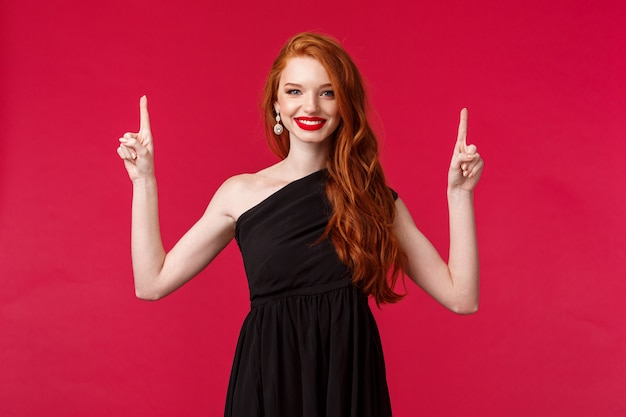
[295,117,326,131]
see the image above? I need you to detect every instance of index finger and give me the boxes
[139,95,151,133]
[456,108,468,152]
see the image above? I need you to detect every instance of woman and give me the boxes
[117,32,483,417]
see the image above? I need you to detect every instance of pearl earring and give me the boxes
[273,112,284,135]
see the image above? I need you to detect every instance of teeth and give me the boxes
[298,119,323,125]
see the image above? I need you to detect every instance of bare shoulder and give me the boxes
[217,173,258,197]
[212,166,289,222]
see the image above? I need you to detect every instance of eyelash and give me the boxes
[285,89,335,97]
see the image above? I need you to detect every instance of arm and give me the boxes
[396,108,483,314]
[117,96,235,300]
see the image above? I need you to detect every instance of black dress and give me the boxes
[225,169,393,417]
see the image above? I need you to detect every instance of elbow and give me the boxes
[446,292,479,314]
[451,303,479,315]
[135,286,163,301]
[449,299,479,315]
[134,272,167,301]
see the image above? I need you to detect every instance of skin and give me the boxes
[117,57,483,314]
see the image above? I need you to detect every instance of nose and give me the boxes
[303,94,319,113]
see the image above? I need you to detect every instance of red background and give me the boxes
[1,0,625,416]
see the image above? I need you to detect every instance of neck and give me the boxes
[281,141,329,178]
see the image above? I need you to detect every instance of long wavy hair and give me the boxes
[262,32,407,305]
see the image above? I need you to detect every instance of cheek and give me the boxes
[326,105,340,126]
[277,99,296,116]
[325,102,339,118]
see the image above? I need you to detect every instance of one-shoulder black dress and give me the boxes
[225,169,393,417]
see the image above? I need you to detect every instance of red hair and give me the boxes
[262,32,406,305]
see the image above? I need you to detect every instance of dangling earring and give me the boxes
[273,112,284,135]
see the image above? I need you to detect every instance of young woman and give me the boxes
[117,32,483,417]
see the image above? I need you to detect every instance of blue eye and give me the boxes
[321,90,335,97]
[286,89,301,95]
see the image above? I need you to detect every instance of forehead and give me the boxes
[279,56,331,85]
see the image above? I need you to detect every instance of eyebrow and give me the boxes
[283,83,333,89]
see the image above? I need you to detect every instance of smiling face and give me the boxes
[274,56,340,146]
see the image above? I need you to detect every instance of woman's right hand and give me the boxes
[117,96,155,182]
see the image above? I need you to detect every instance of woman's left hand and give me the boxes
[448,108,484,192]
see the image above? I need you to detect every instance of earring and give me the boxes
[273,112,284,135]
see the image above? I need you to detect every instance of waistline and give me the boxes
[250,279,355,308]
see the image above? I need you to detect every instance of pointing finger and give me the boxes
[139,95,151,133]
[456,108,468,153]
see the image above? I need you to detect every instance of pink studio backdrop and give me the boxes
[1,0,625,416]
